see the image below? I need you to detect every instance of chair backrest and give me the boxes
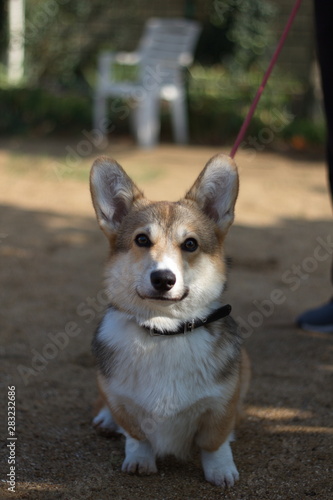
[137,18,201,85]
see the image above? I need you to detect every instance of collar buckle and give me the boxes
[184,319,195,334]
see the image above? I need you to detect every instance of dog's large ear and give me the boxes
[185,154,239,233]
[90,156,144,237]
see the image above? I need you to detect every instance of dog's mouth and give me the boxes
[136,288,189,302]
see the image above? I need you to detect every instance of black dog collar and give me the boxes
[144,304,232,336]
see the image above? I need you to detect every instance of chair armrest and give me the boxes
[113,51,141,65]
[96,51,141,89]
[98,50,141,69]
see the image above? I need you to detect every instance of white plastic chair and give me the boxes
[93,18,201,148]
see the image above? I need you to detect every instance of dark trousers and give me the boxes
[314,1,333,201]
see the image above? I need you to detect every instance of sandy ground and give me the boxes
[0,137,332,500]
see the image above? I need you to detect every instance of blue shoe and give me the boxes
[296,301,333,333]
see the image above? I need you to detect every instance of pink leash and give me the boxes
[230,0,304,159]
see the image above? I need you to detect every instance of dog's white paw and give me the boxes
[203,461,239,488]
[93,406,120,434]
[122,455,158,475]
[122,437,157,475]
[201,438,239,488]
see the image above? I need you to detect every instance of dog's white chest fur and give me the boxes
[97,309,236,457]
[99,309,234,413]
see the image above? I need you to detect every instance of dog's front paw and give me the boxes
[93,406,121,436]
[122,455,158,475]
[122,437,157,475]
[203,462,239,488]
[201,439,239,488]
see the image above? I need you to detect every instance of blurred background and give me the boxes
[0,0,324,149]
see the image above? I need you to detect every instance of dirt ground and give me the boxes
[0,137,332,500]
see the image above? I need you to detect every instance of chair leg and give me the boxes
[170,89,189,144]
[134,94,160,148]
[93,94,108,135]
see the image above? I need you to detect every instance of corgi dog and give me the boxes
[90,153,250,488]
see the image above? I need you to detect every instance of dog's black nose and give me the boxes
[150,270,176,292]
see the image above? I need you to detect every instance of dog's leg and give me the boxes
[122,434,157,475]
[196,383,240,487]
[200,434,239,488]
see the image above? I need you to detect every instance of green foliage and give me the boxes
[21,0,277,89]
[23,0,155,90]
[280,119,326,145]
[0,65,325,148]
[186,64,308,144]
[24,0,117,88]
[197,0,275,69]
[0,88,91,134]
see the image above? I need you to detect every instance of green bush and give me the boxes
[0,88,91,135]
[0,65,325,147]
[187,65,325,146]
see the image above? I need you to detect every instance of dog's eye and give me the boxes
[181,238,198,252]
[135,234,152,248]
